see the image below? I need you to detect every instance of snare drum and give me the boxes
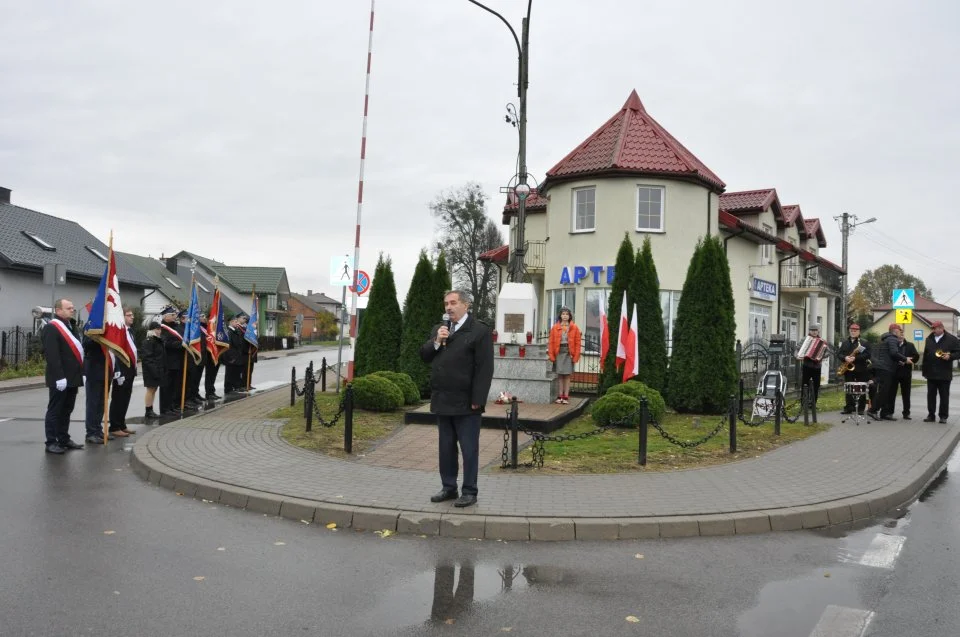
[844,382,869,396]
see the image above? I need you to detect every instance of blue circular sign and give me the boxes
[355,270,371,295]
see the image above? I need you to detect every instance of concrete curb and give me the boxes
[130,416,960,542]
[0,379,45,394]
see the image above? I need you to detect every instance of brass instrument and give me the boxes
[935,349,947,359]
[837,341,865,375]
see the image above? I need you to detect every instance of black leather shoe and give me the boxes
[84,436,108,444]
[206,393,222,400]
[61,440,84,450]
[902,415,912,420]
[454,494,477,508]
[940,418,948,424]
[923,416,936,422]
[430,490,458,503]
[881,415,897,421]
[45,444,66,454]
[866,411,880,421]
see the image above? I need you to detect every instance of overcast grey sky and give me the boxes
[2,1,958,305]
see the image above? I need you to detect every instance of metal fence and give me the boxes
[736,337,840,397]
[0,326,41,368]
[534,331,604,395]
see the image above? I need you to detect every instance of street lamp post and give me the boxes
[467,0,532,283]
[836,212,876,333]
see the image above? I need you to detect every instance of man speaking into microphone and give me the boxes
[420,290,494,508]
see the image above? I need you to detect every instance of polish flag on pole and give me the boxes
[623,303,639,382]
[615,291,629,368]
[599,291,609,371]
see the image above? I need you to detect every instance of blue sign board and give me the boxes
[750,277,777,302]
[892,288,915,308]
[559,265,616,285]
[914,329,924,341]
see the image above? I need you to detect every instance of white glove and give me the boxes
[116,375,126,386]
[55,378,67,391]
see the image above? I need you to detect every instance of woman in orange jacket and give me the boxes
[547,306,581,404]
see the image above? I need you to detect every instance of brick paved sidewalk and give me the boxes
[130,387,960,541]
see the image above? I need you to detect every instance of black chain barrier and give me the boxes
[289,364,355,452]
[648,414,727,448]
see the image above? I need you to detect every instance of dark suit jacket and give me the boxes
[42,318,84,388]
[162,321,185,370]
[922,332,960,380]
[420,314,494,415]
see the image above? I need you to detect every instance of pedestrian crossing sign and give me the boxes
[892,288,915,308]
[896,309,912,324]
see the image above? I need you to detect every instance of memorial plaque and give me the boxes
[503,313,525,333]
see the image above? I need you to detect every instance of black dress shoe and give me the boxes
[84,436,108,444]
[206,393,222,400]
[430,490,458,503]
[940,418,948,424]
[454,494,477,508]
[45,444,66,454]
[902,415,912,420]
[61,440,84,450]
[923,416,936,422]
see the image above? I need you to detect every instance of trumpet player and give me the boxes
[867,323,910,421]
[890,328,919,419]
[838,323,871,415]
[921,320,960,423]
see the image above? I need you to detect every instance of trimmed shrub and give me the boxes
[372,370,420,405]
[590,392,642,427]
[352,374,403,412]
[606,380,666,423]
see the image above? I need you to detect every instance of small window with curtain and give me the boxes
[572,187,595,232]
[636,186,665,232]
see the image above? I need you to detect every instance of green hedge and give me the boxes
[604,380,666,423]
[590,392,642,427]
[352,374,404,411]
[371,371,420,405]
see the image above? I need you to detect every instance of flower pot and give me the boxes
[499,345,506,357]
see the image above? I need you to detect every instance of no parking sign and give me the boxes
[354,270,371,295]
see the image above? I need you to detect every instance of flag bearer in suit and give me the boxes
[223,315,245,393]
[41,299,85,454]
[108,307,138,436]
[159,306,184,415]
[82,329,112,444]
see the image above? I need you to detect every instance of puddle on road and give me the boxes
[356,562,574,632]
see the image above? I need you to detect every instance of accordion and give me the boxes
[797,335,827,362]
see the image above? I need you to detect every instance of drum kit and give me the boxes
[842,381,871,425]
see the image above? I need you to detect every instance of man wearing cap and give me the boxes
[159,306,184,415]
[222,314,245,394]
[868,323,909,421]
[799,324,824,415]
[890,326,919,419]
[921,320,960,423]
[838,323,872,415]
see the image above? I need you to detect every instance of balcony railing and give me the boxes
[522,240,545,273]
[780,264,842,295]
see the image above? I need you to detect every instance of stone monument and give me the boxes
[488,283,557,404]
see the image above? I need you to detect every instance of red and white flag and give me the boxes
[84,234,135,368]
[623,303,639,382]
[599,292,609,371]
[615,291,629,368]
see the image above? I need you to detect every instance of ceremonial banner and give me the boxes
[84,236,135,367]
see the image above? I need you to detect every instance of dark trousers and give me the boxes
[160,368,183,412]
[187,363,203,400]
[871,370,897,417]
[44,387,78,446]
[801,365,821,405]
[108,377,133,431]
[241,360,255,389]
[844,372,870,413]
[204,360,220,396]
[224,364,242,393]
[927,379,952,418]
[85,370,106,438]
[890,373,912,416]
[437,413,481,496]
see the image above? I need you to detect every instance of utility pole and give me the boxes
[835,212,876,336]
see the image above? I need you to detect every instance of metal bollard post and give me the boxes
[344,384,354,454]
[738,377,745,419]
[729,395,737,453]
[321,357,327,393]
[638,396,649,466]
[775,391,783,435]
[801,384,809,429]
[303,369,310,419]
[305,373,314,432]
[290,366,296,407]
[510,398,519,469]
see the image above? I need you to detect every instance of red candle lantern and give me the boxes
[492,329,498,343]
[519,345,526,358]
[526,331,533,344]
[499,344,507,357]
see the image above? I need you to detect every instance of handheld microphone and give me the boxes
[441,313,451,346]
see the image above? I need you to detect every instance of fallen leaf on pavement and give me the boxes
[374,530,394,538]
[626,616,640,623]
[824,572,831,578]
[274,541,286,546]
[103,530,116,535]
[300,520,310,525]
[444,619,455,625]
[500,628,513,632]
[634,554,644,559]
[193,576,205,581]
[175,492,184,496]
[217,547,226,551]
[326,523,337,529]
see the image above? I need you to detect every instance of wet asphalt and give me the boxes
[2,355,960,636]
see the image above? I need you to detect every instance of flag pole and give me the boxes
[102,345,110,444]
[245,285,255,391]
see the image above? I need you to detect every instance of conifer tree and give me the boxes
[665,236,737,413]
[355,253,403,376]
[599,233,635,394]
[630,237,668,392]
[433,251,453,319]
[399,250,436,396]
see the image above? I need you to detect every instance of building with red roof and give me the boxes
[485,90,843,347]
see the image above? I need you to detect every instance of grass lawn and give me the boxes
[273,393,406,458]
[498,386,848,474]
[0,358,45,381]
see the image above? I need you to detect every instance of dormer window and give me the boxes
[86,246,108,262]
[196,281,210,293]
[22,231,55,251]
[163,276,182,289]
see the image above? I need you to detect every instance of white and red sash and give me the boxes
[50,319,84,364]
[160,323,183,342]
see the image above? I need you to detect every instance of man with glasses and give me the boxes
[41,299,85,453]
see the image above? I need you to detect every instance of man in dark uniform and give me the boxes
[799,324,825,419]
[921,320,960,423]
[41,298,85,453]
[82,328,113,444]
[108,307,138,436]
[868,323,909,421]
[238,313,257,390]
[838,323,872,415]
[419,290,494,508]
[159,306,184,415]
[185,310,206,406]
[201,310,222,400]
[222,315,245,394]
[890,328,919,419]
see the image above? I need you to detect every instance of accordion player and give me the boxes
[797,324,826,420]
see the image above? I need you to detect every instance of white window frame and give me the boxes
[636,185,665,233]
[196,281,210,293]
[163,276,181,289]
[22,230,56,251]
[761,224,774,262]
[85,246,108,262]
[547,289,577,332]
[571,187,596,233]
[660,290,681,354]
[749,302,772,342]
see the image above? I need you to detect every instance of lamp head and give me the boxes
[514,183,531,200]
